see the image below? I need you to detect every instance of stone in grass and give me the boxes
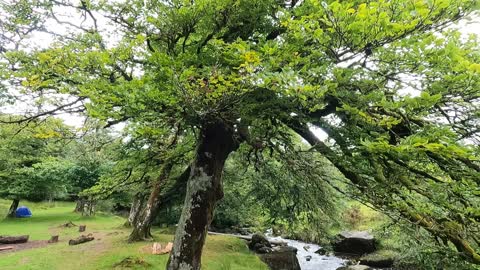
[152,242,173,255]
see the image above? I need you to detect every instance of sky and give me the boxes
[1,2,479,140]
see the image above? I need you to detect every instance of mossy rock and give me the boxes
[359,250,398,268]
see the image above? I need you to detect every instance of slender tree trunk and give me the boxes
[124,192,147,228]
[167,120,237,270]
[129,163,174,242]
[6,198,19,218]
[74,198,86,213]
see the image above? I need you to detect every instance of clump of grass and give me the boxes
[112,256,151,268]
[0,199,268,270]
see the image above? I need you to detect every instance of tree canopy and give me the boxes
[1,0,479,267]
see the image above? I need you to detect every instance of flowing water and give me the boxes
[268,236,347,270]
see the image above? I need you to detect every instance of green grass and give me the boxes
[0,199,268,270]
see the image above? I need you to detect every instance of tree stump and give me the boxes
[48,235,59,243]
[79,225,86,232]
[68,234,94,245]
[0,235,29,244]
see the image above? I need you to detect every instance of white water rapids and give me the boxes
[268,236,347,270]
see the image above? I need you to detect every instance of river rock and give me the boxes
[359,252,395,267]
[259,246,301,270]
[336,265,372,270]
[248,233,272,252]
[315,247,327,255]
[332,231,376,255]
[257,246,273,254]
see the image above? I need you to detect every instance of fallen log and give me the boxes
[68,234,94,245]
[207,232,287,246]
[0,235,29,244]
[0,246,14,251]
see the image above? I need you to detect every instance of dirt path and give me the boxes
[0,240,50,253]
[0,231,116,255]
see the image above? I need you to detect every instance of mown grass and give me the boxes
[0,199,268,270]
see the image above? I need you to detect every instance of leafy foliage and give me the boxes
[0,0,479,265]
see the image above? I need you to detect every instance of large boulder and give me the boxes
[259,246,301,270]
[332,231,376,255]
[248,233,272,251]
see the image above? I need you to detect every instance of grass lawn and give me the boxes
[0,199,268,270]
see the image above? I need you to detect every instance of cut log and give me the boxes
[79,225,86,232]
[0,235,29,244]
[68,234,94,245]
[207,232,287,246]
[0,246,14,251]
[48,235,59,243]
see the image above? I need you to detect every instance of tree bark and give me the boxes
[167,120,238,270]
[128,163,174,242]
[6,199,19,218]
[74,198,86,213]
[124,192,147,228]
[125,165,190,238]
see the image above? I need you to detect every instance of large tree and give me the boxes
[1,0,479,268]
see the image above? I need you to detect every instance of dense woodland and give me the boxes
[0,0,479,269]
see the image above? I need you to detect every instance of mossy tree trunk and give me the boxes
[124,192,147,228]
[166,120,238,270]
[6,198,19,218]
[128,163,174,242]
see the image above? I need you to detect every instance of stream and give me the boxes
[268,235,347,270]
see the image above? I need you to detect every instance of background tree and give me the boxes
[0,116,74,217]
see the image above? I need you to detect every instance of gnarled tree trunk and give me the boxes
[128,163,174,242]
[6,199,19,218]
[167,120,237,270]
[124,192,147,228]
